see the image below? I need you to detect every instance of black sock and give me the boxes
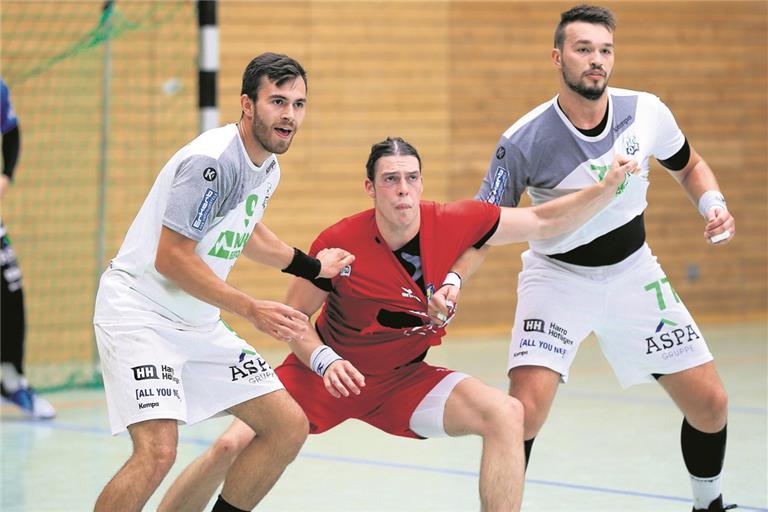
[524,437,536,470]
[681,418,727,478]
[211,495,249,512]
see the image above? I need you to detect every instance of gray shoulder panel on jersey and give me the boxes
[480,92,640,205]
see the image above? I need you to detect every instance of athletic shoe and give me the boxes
[0,383,56,419]
[693,495,738,512]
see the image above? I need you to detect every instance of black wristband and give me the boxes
[281,247,321,280]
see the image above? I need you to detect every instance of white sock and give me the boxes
[690,472,722,510]
[1,363,27,393]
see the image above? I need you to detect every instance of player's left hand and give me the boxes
[704,207,735,245]
[316,248,355,278]
[323,360,365,398]
[428,284,459,327]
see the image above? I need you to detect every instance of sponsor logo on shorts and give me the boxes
[138,401,160,410]
[547,321,574,345]
[518,338,567,358]
[161,364,179,384]
[192,188,218,230]
[135,386,181,401]
[132,364,158,381]
[487,166,508,205]
[522,319,545,333]
[239,348,257,363]
[230,356,276,384]
[645,322,701,358]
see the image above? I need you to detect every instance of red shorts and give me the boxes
[276,353,455,439]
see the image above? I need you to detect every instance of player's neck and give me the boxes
[237,119,271,167]
[375,212,421,251]
[557,89,609,130]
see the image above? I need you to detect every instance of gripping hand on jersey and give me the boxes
[316,247,355,278]
[601,154,639,194]
[323,360,366,399]
[428,284,459,327]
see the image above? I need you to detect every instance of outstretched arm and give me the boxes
[665,145,735,245]
[243,223,355,277]
[284,277,365,398]
[487,155,638,245]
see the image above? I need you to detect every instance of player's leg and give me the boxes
[0,223,55,419]
[214,389,308,511]
[658,363,731,512]
[402,369,524,512]
[508,365,560,463]
[506,250,595,467]
[94,418,178,512]
[157,418,254,512]
[443,376,525,511]
[596,245,731,511]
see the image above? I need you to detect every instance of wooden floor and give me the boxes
[2,322,766,511]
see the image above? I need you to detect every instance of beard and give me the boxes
[562,65,609,101]
[250,112,293,155]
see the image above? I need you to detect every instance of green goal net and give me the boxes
[1,0,196,392]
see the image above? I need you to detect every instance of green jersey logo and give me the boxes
[208,194,259,260]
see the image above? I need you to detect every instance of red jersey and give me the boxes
[310,199,500,375]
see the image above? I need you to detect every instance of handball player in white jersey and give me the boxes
[454,6,736,512]
[93,53,353,512]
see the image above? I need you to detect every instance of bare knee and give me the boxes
[210,429,252,466]
[476,395,524,438]
[134,442,177,484]
[275,403,309,459]
[691,387,729,431]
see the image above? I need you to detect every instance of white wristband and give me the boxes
[442,271,462,289]
[309,345,342,377]
[698,190,727,218]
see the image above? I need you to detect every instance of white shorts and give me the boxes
[94,272,283,435]
[508,244,713,388]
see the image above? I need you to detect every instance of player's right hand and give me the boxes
[316,248,355,278]
[249,300,309,343]
[602,154,639,193]
[428,284,459,327]
[323,360,365,398]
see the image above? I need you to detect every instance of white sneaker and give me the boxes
[1,384,57,419]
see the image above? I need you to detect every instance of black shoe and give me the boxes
[692,495,738,512]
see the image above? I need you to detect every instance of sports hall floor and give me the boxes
[2,322,766,511]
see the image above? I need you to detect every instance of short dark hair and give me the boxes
[241,52,307,100]
[554,5,616,50]
[365,137,422,182]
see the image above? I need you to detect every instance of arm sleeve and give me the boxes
[475,135,528,207]
[444,200,502,249]
[162,154,226,241]
[652,97,687,162]
[2,125,20,180]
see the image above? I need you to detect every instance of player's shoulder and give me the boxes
[183,124,240,161]
[430,199,498,219]
[317,208,375,242]
[609,86,661,105]
[501,96,558,140]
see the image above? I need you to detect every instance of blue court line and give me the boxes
[8,419,765,511]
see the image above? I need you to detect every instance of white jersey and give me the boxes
[476,87,685,255]
[98,123,280,327]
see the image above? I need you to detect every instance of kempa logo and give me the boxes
[132,365,158,381]
[590,163,628,195]
[522,319,545,333]
[208,194,259,260]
